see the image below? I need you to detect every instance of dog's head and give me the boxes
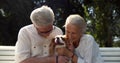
[49,35,73,56]
[49,35,67,55]
[54,35,77,48]
[54,35,66,45]
[51,35,68,48]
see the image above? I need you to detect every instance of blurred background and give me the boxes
[0,0,120,47]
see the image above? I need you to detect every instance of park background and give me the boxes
[0,0,120,47]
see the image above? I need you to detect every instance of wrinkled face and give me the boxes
[35,24,53,37]
[65,24,82,43]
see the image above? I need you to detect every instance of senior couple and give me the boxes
[15,5,103,63]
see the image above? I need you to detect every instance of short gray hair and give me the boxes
[30,5,54,27]
[64,14,86,33]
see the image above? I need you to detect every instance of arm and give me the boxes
[76,35,102,63]
[20,56,55,63]
[15,28,31,63]
[20,55,69,63]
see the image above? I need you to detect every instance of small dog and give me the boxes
[49,35,72,63]
[49,35,67,56]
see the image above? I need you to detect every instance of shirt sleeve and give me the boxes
[77,35,102,63]
[15,28,31,63]
[55,26,63,35]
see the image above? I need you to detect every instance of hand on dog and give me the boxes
[56,47,74,59]
[66,41,75,52]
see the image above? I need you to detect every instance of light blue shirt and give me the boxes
[75,34,103,63]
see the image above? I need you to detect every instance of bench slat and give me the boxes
[101,52,120,57]
[103,57,120,61]
[0,46,15,50]
[100,48,120,52]
[0,61,14,63]
[104,62,120,63]
[0,56,14,61]
[0,51,14,56]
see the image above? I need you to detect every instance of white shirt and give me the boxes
[75,34,103,63]
[15,24,63,63]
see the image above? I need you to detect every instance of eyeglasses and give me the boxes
[36,25,54,35]
[38,28,53,34]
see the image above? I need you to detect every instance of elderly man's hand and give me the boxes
[58,56,69,63]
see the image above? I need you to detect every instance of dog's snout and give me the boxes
[56,37,59,40]
[55,37,59,43]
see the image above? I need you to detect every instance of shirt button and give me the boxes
[44,45,46,47]
[45,52,47,54]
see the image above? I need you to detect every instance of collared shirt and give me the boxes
[75,34,103,63]
[15,24,63,63]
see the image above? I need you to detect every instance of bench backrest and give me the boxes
[0,46,120,63]
[0,46,15,63]
[100,48,120,63]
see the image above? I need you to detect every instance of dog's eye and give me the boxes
[61,37,65,41]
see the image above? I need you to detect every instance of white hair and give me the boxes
[30,5,54,27]
[64,14,87,33]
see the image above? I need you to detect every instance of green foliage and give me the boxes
[113,41,120,47]
[0,0,34,45]
[45,0,84,33]
[83,0,120,47]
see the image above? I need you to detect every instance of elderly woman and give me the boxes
[15,5,69,63]
[56,14,103,63]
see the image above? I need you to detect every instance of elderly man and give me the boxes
[15,5,69,63]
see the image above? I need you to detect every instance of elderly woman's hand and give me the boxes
[67,42,75,52]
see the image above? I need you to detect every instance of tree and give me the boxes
[83,0,120,47]
[45,0,84,32]
[0,0,34,45]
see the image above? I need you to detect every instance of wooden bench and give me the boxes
[100,48,120,63]
[0,46,15,63]
[0,46,120,63]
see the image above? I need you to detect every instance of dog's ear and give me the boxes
[49,38,55,47]
[52,38,55,42]
[60,35,67,41]
[61,35,69,45]
[49,38,55,56]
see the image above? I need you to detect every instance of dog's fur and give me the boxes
[49,35,68,56]
[49,35,73,63]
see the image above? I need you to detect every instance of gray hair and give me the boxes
[64,14,87,33]
[30,5,54,27]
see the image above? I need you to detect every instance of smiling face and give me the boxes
[65,24,83,44]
